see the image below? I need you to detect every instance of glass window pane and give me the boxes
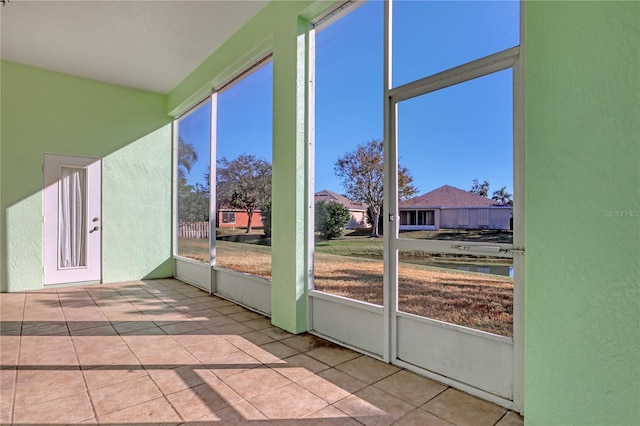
[313,1,383,304]
[59,166,87,268]
[177,100,212,262]
[398,248,513,336]
[392,0,520,87]
[216,62,272,279]
[397,69,513,244]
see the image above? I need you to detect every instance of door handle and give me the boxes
[90,226,100,233]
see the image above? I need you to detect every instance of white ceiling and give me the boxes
[0,0,268,94]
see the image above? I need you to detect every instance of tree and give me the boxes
[366,206,384,236]
[217,154,272,233]
[177,138,209,223]
[260,201,272,238]
[178,137,198,180]
[470,179,490,197]
[316,201,351,240]
[335,139,418,237]
[492,187,513,205]
[178,183,209,222]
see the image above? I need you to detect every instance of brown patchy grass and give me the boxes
[216,241,272,279]
[396,262,512,337]
[313,254,384,304]
[313,253,513,337]
[178,238,271,279]
[177,237,513,337]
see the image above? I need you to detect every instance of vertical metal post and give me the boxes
[382,0,396,364]
[209,92,218,294]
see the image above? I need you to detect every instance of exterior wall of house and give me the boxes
[438,208,511,230]
[440,209,461,229]
[0,61,173,292]
[347,211,367,230]
[217,211,264,229]
[488,209,511,230]
[524,2,639,424]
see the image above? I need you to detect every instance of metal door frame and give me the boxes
[382,0,525,411]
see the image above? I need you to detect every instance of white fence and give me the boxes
[179,221,210,239]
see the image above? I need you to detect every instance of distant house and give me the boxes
[315,189,368,230]
[216,206,263,229]
[399,185,512,231]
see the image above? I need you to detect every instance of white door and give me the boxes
[44,154,102,285]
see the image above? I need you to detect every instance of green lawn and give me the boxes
[179,227,512,268]
[316,229,512,266]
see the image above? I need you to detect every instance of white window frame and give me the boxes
[172,96,215,266]
[211,56,273,282]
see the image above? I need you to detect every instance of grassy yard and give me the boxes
[313,252,512,336]
[177,228,514,337]
[399,228,513,244]
[178,237,272,278]
[316,229,512,266]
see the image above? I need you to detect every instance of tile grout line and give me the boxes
[143,313,195,425]
[219,325,364,422]
[88,284,182,422]
[492,410,510,426]
[126,285,224,424]
[175,299,292,420]
[9,292,28,424]
[184,294,269,422]
[60,287,100,423]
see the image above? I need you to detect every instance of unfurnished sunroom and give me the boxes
[1,1,638,425]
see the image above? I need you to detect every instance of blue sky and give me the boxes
[179,0,519,199]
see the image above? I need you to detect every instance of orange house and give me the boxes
[217,209,263,229]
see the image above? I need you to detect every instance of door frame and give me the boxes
[382,1,525,412]
[43,153,102,286]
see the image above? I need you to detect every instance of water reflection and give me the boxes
[400,259,513,277]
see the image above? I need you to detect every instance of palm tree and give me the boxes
[492,187,513,205]
[470,179,490,197]
[176,138,202,223]
[178,137,198,180]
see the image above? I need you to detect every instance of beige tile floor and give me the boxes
[0,278,524,425]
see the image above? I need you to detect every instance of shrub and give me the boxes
[316,201,351,240]
[260,201,272,237]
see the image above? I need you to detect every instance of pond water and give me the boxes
[401,259,513,277]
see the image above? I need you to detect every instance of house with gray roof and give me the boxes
[399,185,512,231]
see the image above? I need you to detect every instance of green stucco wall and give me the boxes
[0,61,173,292]
[169,0,336,333]
[524,2,640,424]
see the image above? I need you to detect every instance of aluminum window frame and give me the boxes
[211,55,273,280]
[384,0,525,411]
[172,95,215,266]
